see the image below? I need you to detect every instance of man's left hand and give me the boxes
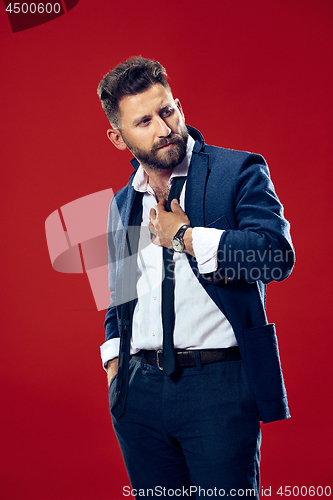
[149,198,191,250]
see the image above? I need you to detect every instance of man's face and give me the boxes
[117,83,188,171]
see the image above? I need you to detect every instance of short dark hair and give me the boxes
[97,56,170,128]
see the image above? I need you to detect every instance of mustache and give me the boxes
[152,134,183,151]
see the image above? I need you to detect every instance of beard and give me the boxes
[121,125,188,171]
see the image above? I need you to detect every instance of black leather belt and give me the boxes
[132,346,241,371]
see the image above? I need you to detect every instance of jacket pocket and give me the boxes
[242,323,287,401]
[109,357,139,411]
[205,215,231,230]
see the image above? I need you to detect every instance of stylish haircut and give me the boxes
[97,56,170,128]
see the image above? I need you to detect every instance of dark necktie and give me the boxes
[162,176,187,375]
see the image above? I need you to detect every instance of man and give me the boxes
[97,57,294,499]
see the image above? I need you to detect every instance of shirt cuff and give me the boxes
[100,338,120,371]
[192,227,224,274]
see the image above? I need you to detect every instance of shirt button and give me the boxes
[152,295,157,300]
[151,331,156,336]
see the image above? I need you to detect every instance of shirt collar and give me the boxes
[132,134,195,193]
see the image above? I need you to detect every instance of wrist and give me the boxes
[183,227,195,256]
[107,357,119,385]
[106,357,118,369]
[171,224,191,253]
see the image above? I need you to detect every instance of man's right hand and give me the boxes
[106,358,119,387]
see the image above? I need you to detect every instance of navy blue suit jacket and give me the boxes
[105,126,295,423]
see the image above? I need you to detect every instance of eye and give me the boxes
[161,107,174,118]
[138,118,151,127]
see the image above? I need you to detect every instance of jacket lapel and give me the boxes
[184,146,210,280]
[185,150,209,228]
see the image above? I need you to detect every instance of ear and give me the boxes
[107,128,127,151]
[175,98,185,121]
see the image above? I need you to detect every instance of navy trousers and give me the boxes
[109,356,261,499]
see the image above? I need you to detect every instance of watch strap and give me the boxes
[173,224,191,241]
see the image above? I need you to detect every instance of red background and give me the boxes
[0,1,332,498]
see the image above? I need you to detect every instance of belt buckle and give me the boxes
[156,349,163,371]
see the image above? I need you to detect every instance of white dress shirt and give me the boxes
[100,136,237,366]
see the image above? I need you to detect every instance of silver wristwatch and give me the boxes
[171,225,191,253]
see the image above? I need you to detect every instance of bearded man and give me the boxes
[97,57,294,499]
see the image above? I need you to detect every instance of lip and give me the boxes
[157,141,175,150]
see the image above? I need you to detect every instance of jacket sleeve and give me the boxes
[104,306,120,342]
[216,154,295,284]
[104,196,121,343]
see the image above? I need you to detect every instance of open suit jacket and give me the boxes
[104,126,295,423]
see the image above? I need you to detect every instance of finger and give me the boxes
[149,221,156,235]
[155,198,167,214]
[149,207,156,221]
[170,198,183,212]
[151,234,161,246]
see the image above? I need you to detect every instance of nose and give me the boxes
[155,116,171,138]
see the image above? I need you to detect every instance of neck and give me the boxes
[143,166,172,203]
[144,166,172,186]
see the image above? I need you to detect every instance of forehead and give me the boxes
[118,83,174,125]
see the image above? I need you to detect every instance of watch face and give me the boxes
[171,238,184,253]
